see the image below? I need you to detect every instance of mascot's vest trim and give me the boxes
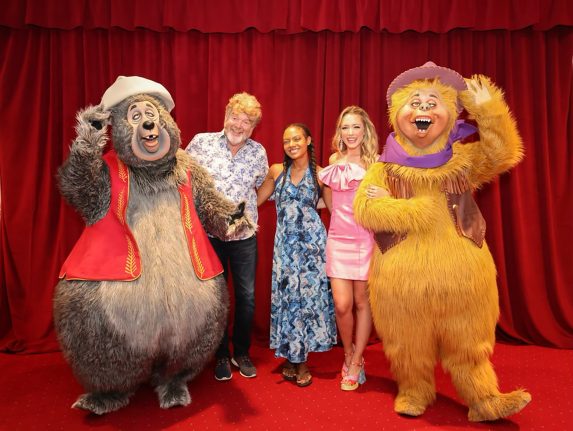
[373,168,486,254]
[59,150,223,282]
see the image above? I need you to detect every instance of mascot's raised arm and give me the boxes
[54,76,252,415]
[354,62,531,422]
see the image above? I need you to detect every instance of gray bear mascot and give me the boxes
[54,76,252,415]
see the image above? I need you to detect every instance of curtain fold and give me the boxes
[1,1,572,353]
[2,0,572,33]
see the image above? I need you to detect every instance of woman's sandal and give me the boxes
[281,360,297,381]
[340,358,366,391]
[296,362,312,387]
[341,351,352,377]
[341,344,356,377]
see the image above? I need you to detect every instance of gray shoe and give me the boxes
[231,356,257,378]
[214,357,232,381]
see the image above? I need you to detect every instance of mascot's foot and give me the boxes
[72,392,131,415]
[155,380,191,409]
[468,389,532,422]
[394,393,429,417]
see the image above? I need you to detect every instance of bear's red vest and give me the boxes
[59,151,223,281]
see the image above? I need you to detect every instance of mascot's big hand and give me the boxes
[73,104,111,151]
[60,104,113,225]
[458,73,523,188]
[226,201,256,239]
[464,75,492,105]
[459,75,506,116]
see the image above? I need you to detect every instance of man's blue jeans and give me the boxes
[209,235,257,359]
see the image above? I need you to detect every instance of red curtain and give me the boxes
[1,0,572,353]
[3,0,572,32]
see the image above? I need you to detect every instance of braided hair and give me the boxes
[277,123,321,207]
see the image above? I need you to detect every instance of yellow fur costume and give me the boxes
[354,63,531,421]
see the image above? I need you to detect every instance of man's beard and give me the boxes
[226,131,248,146]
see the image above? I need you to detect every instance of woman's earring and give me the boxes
[338,139,344,151]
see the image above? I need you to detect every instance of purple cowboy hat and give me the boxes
[386,61,467,107]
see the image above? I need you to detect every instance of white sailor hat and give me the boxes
[101,75,175,112]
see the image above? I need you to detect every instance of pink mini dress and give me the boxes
[318,163,374,281]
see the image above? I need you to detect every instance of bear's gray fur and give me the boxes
[54,93,251,415]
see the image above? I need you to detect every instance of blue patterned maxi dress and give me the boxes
[269,166,337,363]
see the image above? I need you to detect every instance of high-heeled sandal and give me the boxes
[341,351,352,377]
[340,358,366,391]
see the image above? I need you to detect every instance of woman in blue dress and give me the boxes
[258,123,337,387]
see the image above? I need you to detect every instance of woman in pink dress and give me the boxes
[319,106,383,391]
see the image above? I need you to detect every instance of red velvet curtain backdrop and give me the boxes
[1,0,572,353]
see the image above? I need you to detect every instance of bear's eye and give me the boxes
[131,112,142,122]
[145,110,156,119]
[410,100,420,108]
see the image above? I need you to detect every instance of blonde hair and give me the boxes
[225,92,262,126]
[331,106,379,168]
[388,78,457,141]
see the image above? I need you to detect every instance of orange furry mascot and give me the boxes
[353,62,531,421]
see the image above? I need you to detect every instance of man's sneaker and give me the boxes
[231,356,257,378]
[214,357,232,381]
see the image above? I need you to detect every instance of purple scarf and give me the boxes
[379,120,478,168]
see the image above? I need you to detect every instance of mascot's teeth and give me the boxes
[414,118,431,131]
